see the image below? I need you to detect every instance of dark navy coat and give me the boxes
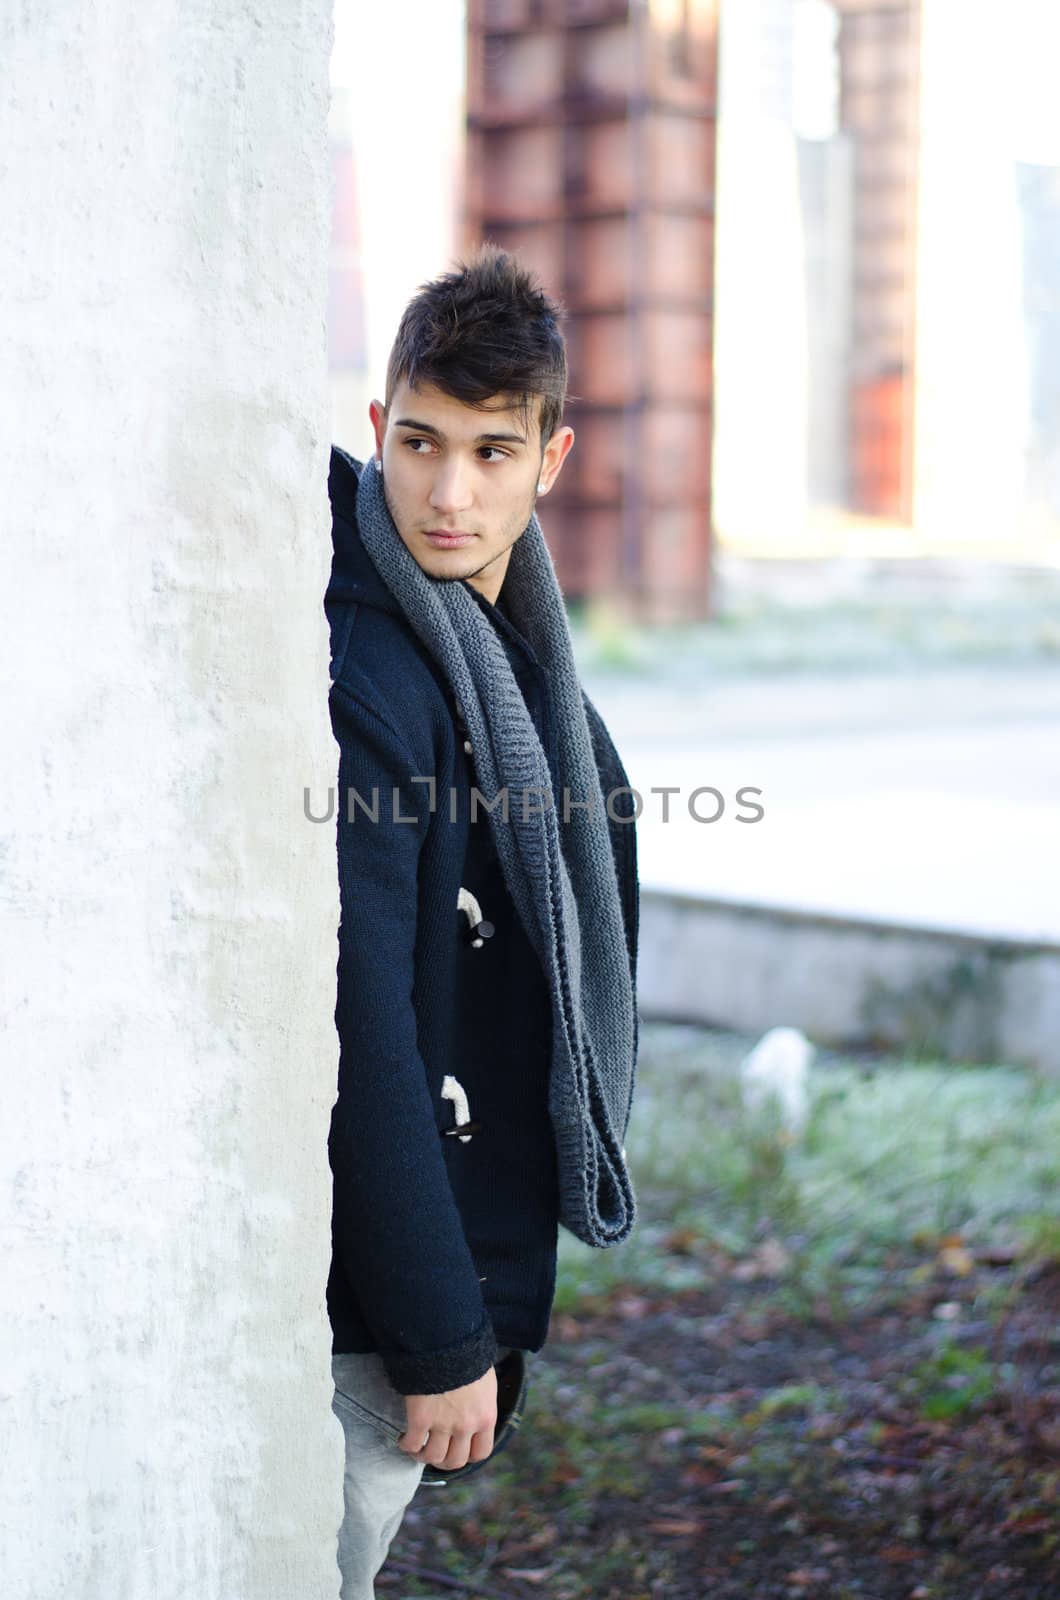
[323,447,638,1397]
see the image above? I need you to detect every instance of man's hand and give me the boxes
[398,1365,498,1472]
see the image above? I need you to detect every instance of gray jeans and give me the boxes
[331,1347,513,1600]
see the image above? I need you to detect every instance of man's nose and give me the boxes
[428,458,474,515]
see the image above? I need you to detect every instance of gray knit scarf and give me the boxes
[355,457,637,1248]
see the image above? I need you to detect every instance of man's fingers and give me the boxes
[468,1426,495,1464]
[430,1428,471,1470]
[397,1426,433,1457]
[435,1428,496,1472]
[396,1423,457,1469]
[420,1429,455,1468]
[399,1370,500,1466]
[396,1426,496,1472]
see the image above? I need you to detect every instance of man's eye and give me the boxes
[479,447,509,463]
[406,437,434,453]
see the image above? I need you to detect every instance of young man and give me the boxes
[323,247,640,1599]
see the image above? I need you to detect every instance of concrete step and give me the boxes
[638,888,1060,1077]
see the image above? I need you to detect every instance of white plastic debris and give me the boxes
[738,1025,815,1138]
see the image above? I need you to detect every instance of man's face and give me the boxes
[369,379,573,606]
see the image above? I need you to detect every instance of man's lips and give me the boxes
[423,530,477,547]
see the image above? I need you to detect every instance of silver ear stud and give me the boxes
[374,457,382,473]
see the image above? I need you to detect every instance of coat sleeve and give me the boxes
[328,677,498,1395]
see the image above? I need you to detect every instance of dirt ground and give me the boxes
[380,1235,1059,1600]
[377,1019,1060,1600]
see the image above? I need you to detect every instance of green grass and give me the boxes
[557,1023,1060,1309]
[909,1340,999,1420]
[567,585,1060,681]
[398,1024,1060,1600]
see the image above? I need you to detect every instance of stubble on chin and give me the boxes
[380,483,538,586]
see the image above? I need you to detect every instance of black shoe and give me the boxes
[419,1348,528,1487]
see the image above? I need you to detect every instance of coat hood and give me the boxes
[326,446,405,620]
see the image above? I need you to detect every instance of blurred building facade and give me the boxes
[465,0,721,622]
[328,2,466,461]
[714,0,922,551]
[326,0,1060,593]
[835,0,920,523]
[716,0,1057,561]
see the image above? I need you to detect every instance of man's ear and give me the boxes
[368,398,387,461]
[537,425,574,495]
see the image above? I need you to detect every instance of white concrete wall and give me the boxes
[913,1,1031,548]
[714,0,810,550]
[0,5,342,1597]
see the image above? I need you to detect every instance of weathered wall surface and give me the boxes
[0,5,342,1596]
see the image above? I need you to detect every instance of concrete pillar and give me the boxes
[0,5,342,1597]
[714,0,810,550]
[913,2,1030,546]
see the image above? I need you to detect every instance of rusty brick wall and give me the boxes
[835,0,921,521]
[466,0,719,620]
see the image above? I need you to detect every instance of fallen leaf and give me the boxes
[550,1313,582,1341]
[662,1226,704,1256]
[497,1539,536,1561]
[614,1293,651,1319]
[526,1525,559,1549]
[648,1519,700,1536]
[502,1567,554,1584]
[999,1511,1055,1535]
[937,1244,974,1276]
[880,1543,920,1563]
[757,1237,793,1274]
[730,1259,760,1281]
[731,1238,792,1279]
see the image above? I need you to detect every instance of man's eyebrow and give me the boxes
[393,417,528,446]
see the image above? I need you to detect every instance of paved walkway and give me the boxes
[581,663,1060,946]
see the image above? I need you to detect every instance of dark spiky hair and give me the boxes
[384,245,568,445]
